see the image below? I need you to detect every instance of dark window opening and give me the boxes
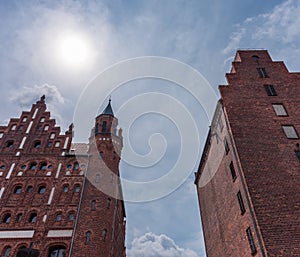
[224,139,229,154]
[264,85,277,96]
[257,67,268,78]
[102,229,107,241]
[14,186,22,194]
[246,227,257,255]
[2,247,11,257]
[67,164,72,169]
[47,142,53,147]
[91,200,96,210]
[0,165,5,170]
[38,186,46,194]
[18,125,24,131]
[85,231,91,244]
[75,185,80,193]
[55,214,62,222]
[99,151,103,160]
[68,212,75,221]
[63,185,68,192]
[237,191,246,215]
[229,162,237,181]
[252,55,259,63]
[16,213,22,222]
[29,213,37,223]
[40,162,47,170]
[21,165,26,170]
[48,246,66,257]
[102,121,107,132]
[2,213,11,224]
[6,141,14,148]
[30,162,37,171]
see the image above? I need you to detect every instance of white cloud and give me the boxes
[9,84,65,108]
[127,232,199,257]
[223,0,300,57]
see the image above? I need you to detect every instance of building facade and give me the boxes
[195,50,300,257]
[0,96,126,257]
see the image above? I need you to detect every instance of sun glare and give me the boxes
[55,32,94,70]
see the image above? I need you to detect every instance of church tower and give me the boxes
[71,99,126,257]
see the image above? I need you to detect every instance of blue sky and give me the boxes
[1,0,300,256]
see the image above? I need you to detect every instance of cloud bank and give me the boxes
[127,232,199,257]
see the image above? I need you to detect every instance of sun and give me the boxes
[55,32,94,70]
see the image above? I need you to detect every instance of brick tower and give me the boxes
[195,50,300,257]
[0,96,126,256]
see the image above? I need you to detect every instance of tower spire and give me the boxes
[102,98,114,116]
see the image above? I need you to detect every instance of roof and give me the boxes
[102,99,114,116]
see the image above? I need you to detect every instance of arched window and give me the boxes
[40,162,47,170]
[2,246,11,257]
[67,164,72,169]
[74,162,79,170]
[2,213,11,224]
[68,212,75,221]
[48,165,53,169]
[22,117,27,122]
[11,124,16,131]
[102,229,107,241]
[34,141,41,149]
[21,165,26,170]
[29,162,37,171]
[74,184,80,193]
[40,117,45,123]
[18,125,24,131]
[99,152,103,159]
[38,186,46,194]
[14,185,22,194]
[28,213,37,223]
[102,121,107,132]
[0,165,5,170]
[16,213,22,222]
[55,213,62,222]
[85,231,91,244]
[63,185,68,193]
[6,140,14,148]
[48,246,66,257]
[91,200,96,210]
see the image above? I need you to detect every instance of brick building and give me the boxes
[0,96,126,256]
[195,50,300,257]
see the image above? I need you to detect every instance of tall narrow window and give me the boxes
[16,213,22,222]
[237,191,246,215]
[246,227,257,255]
[91,200,96,210]
[264,85,277,96]
[282,125,298,139]
[102,121,107,132]
[257,67,268,78]
[99,152,103,160]
[48,246,66,257]
[102,229,107,241]
[38,186,46,194]
[85,231,91,244]
[74,162,79,170]
[229,162,237,181]
[68,212,75,221]
[272,104,287,116]
[224,139,229,154]
[30,162,37,171]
